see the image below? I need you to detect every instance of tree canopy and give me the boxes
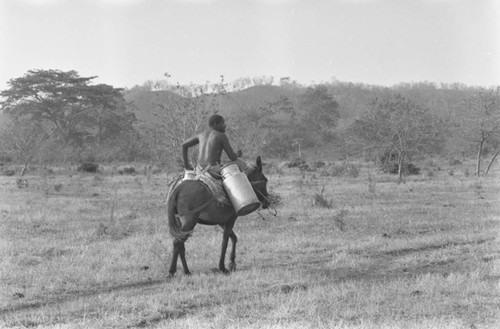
[0,69,135,146]
[458,88,500,176]
[352,94,441,179]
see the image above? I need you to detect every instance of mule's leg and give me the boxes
[174,213,198,276]
[177,240,191,275]
[168,239,191,276]
[228,230,238,272]
[168,240,180,277]
[218,217,236,274]
[169,239,191,276]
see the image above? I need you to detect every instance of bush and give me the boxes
[423,169,434,178]
[119,167,136,175]
[312,187,331,208]
[2,169,16,176]
[77,162,99,173]
[379,152,420,176]
[326,163,360,178]
[267,193,283,208]
[313,161,326,169]
[16,178,28,188]
[346,164,360,178]
[287,158,309,171]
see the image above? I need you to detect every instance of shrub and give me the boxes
[44,168,55,175]
[333,209,348,231]
[77,162,99,173]
[2,169,16,176]
[424,169,434,178]
[314,161,326,169]
[347,164,360,178]
[379,151,420,175]
[312,187,331,209]
[405,163,421,175]
[328,163,360,178]
[118,167,136,175]
[0,155,13,165]
[267,193,283,208]
[16,178,28,188]
[329,165,344,177]
[287,158,309,171]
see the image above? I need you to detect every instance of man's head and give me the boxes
[209,114,226,132]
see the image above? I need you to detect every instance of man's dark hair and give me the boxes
[209,114,224,128]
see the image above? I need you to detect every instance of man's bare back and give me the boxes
[182,115,241,171]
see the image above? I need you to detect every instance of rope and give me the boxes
[255,190,278,219]
[250,180,267,186]
[167,174,183,186]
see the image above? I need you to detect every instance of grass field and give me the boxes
[0,161,499,329]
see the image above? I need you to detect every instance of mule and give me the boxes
[167,156,270,277]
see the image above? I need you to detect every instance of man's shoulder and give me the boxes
[207,129,226,139]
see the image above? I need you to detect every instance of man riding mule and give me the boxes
[179,114,246,206]
[166,114,270,277]
[182,114,246,177]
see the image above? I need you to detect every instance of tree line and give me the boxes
[0,69,499,178]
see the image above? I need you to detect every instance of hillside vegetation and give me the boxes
[1,70,499,179]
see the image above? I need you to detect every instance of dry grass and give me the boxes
[0,162,499,328]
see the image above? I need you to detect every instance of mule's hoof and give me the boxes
[211,267,230,275]
[167,273,175,279]
[229,263,237,272]
[220,268,230,275]
[184,271,192,276]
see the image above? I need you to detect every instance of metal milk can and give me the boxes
[220,163,260,216]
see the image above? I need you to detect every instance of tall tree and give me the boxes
[299,85,340,143]
[0,116,51,175]
[458,88,500,176]
[0,69,133,147]
[352,94,440,181]
[81,84,136,145]
[258,95,301,158]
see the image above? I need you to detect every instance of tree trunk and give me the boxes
[476,139,484,177]
[485,150,499,175]
[20,157,32,176]
[97,122,103,146]
[398,154,404,183]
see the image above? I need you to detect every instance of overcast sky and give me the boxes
[1,0,499,89]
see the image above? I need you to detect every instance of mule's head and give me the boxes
[245,156,270,209]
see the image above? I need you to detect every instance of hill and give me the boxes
[123,86,185,122]
[218,85,299,117]
[124,84,300,124]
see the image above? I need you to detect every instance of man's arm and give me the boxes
[181,136,199,170]
[220,134,241,161]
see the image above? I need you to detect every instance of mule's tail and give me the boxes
[167,184,193,242]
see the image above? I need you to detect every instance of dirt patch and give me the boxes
[0,279,165,316]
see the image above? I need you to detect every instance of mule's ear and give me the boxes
[256,156,262,170]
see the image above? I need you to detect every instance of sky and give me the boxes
[0,0,499,90]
